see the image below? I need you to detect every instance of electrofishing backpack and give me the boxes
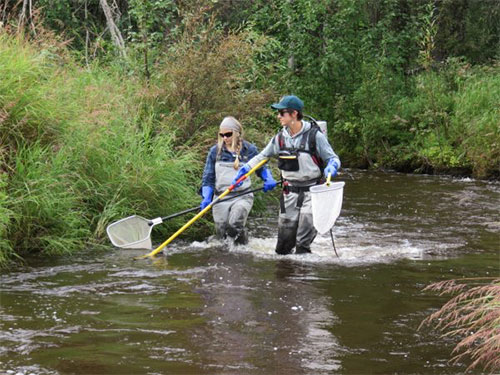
[275,115,327,174]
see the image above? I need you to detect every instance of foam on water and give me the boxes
[176,228,429,266]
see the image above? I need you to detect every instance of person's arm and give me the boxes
[246,143,267,179]
[315,131,341,169]
[246,136,279,169]
[201,146,217,190]
[230,136,279,188]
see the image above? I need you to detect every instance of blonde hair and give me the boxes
[217,116,244,170]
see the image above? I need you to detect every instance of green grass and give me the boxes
[0,34,201,266]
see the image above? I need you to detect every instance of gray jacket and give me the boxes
[247,121,340,185]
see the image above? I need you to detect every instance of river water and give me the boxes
[1,170,498,374]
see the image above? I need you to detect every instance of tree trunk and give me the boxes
[99,0,126,58]
[18,0,28,28]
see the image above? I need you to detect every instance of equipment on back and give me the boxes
[276,116,327,173]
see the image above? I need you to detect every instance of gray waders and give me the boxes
[277,185,317,254]
[213,161,253,245]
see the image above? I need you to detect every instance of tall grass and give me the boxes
[0,34,72,150]
[7,143,90,255]
[0,33,200,266]
[452,63,500,178]
[0,171,14,264]
[420,278,500,373]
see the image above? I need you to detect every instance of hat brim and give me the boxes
[271,103,287,110]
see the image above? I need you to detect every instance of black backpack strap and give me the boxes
[304,117,325,172]
[308,125,319,156]
[299,128,310,151]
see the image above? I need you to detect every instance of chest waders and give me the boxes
[275,125,324,255]
[212,159,253,245]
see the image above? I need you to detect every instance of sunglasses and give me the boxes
[278,109,292,117]
[219,131,233,138]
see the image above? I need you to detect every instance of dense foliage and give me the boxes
[0,0,498,267]
[0,35,201,264]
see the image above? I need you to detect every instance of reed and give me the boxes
[7,143,90,256]
[420,277,500,372]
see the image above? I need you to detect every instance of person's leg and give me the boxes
[276,192,299,255]
[226,194,253,245]
[295,192,317,254]
[212,198,231,239]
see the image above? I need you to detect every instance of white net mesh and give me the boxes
[310,181,345,235]
[106,215,153,249]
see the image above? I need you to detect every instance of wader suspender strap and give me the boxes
[296,191,305,208]
[278,131,287,214]
[280,191,286,214]
[278,128,315,214]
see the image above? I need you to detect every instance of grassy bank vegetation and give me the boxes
[333,59,500,177]
[0,34,201,266]
[0,13,277,266]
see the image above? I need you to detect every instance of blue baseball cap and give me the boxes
[271,95,304,111]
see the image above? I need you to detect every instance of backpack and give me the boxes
[275,115,326,173]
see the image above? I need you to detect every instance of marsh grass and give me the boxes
[420,277,500,372]
[8,143,90,256]
[0,32,201,266]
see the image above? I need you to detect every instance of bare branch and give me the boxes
[99,0,126,58]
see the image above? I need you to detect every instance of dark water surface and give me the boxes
[1,170,499,374]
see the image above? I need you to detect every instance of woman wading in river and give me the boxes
[200,116,277,244]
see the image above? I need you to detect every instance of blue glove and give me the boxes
[200,186,214,210]
[324,159,340,178]
[260,168,277,192]
[231,164,251,188]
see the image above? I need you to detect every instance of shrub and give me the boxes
[152,8,277,152]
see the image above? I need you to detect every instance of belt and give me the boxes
[287,185,312,193]
[280,182,318,214]
[279,178,322,214]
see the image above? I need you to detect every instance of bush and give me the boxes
[152,11,277,152]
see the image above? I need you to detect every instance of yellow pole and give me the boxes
[137,159,269,259]
[326,172,332,186]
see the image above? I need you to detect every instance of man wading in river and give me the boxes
[232,95,341,254]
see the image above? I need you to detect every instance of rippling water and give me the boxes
[1,170,498,374]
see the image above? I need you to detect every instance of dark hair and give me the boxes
[288,109,303,120]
